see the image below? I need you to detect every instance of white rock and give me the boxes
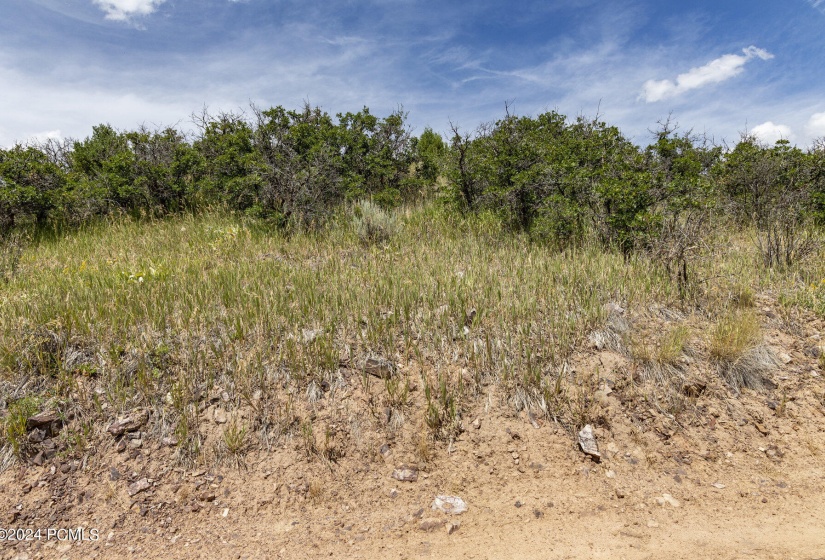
[432,495,468,515]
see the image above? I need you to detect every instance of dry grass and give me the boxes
[709,310,778,392]
[1,204,824,464]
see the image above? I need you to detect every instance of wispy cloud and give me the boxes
[92,0,165,21]
[807,0,825,14]
[640,46,773,103]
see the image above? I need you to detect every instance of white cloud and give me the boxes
[807,112,825,138]
[641,46,773,103]
[92,0,165,21]
[751,121,793,144]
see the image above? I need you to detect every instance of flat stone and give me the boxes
[656,494,680,507]
[419,518,446,532]
[363,357,395,379]
[391,466,418,482]
[26,410,59,430]
[107,410,149,436]
[128,478,152,497]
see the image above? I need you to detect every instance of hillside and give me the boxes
[1,206,825,558]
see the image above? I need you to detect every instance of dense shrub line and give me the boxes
[0,104,429,233]
[2,104,824,268]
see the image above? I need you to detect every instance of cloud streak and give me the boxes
[641,46,773,103]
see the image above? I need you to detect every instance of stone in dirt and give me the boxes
[392,466,418,482]
[363,357,395,379]
[128,478,152,497]
[578,424,601,462]
[432,495,468,515]
[446,521,461,535]
[655,494,680,507]
[107,409,149,436]
[27,428,46,443]
[419,518,446,532]
[26,410,59,431]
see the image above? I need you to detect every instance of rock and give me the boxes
[363,357,395,379]
[605,470,616,479]
[472,418,481,430]
[646,519,659,528]
[765,445,784,460]
[109,467,121,481]
[107,409,149,436]
[778,352,793,365]
[27,428,46,444]
[130,439,143,449]
[391,466,418,482]
[161,436,178,447]
[26,410,59,431]
[446,521,460,535]
[755,423,769,436]
[712,482,726,489]
[389,488,399,499]
[577,424,601,462]
[655,494,680,507]
[127,478,152,497]
[432,495,468,515]
[213,408,228,424]
[615,488,626,499]
[418,518,446,532]
[31,451,45,466]
[116,440,127,453]
[379,444,392,459]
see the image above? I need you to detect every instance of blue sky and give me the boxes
[2,0,824,148]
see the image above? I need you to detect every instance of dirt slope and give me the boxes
[3,307,825,560]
